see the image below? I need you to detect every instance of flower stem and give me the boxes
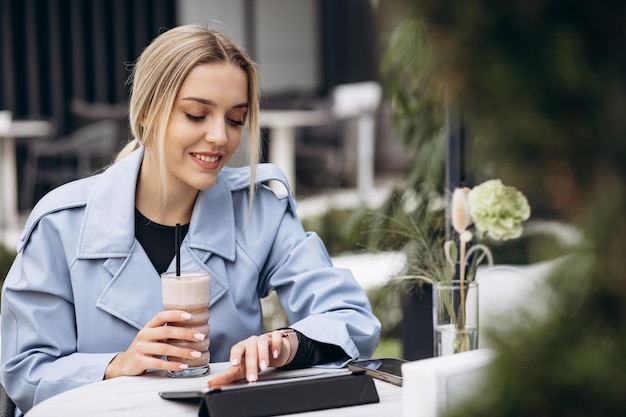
[459,238,466,328]
[458,239,470,352]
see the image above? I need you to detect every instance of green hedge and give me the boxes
[0,243,16,283]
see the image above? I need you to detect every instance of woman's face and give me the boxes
[163,62,248,193]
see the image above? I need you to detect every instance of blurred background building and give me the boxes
[0,0,410,214]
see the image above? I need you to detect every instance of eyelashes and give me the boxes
[185,113,204,121]
[184,113,244,126]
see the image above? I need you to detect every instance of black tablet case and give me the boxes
[198,371,379,417]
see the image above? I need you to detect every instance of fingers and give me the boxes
[243,336,263,382]
[145,310,193,328]
[258,334,275,372]
[106,339,192,379]
[159,325,207,344]
[106,310,205,379]
[143,310,206,345]
[267,330,283,361]
[230,338,260,382]
[207,365,245,389]
[206,338,267,388]
[205,331,294,389]
[225,334,275,384]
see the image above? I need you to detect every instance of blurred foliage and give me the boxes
[388,0,626,219]
[302,204,419,255]
[379,17,445,193]
[301,208,373,255]
[366,280,404,339]
[0,243,16,284]
[301,206,414,340]
[372,337,402,359]
[342,9,449,265]
[381,0,626,415]
[261,291,288,332]
[0,242,17,306]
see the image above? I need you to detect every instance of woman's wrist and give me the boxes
[278,328,299,365]
[104,353,123,380]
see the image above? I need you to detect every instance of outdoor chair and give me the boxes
[20,119,120,209]
[295,81,382,191]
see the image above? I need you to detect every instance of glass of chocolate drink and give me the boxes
[161,271,210,377]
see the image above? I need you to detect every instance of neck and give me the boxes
[135,157,197,226]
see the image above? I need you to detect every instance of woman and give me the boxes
[0,25,380,415]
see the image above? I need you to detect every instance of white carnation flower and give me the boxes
[468,179,531,240]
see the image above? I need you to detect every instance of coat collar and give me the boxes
[77,147,237,261]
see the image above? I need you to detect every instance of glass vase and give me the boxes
[433,280,479,356]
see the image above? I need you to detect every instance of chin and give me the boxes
[194,179,219,191]
[187,168,222,191]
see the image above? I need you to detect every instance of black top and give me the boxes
[134,209,189,274]
[134,209,347,367]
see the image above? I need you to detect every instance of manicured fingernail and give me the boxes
[248,373,257,382]
[194,333,205,341]
[190,351,202,358]
[231,358,239,366]
[181,313,192,319]
[179,364,189,369]
[260,360,267,371]
[273,350,279,359]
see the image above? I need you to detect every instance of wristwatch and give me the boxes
[278,328,299,364]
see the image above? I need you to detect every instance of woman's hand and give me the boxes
[207,331,292,388]
[104,310,206,379]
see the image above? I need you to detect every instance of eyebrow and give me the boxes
[182,97,248,109]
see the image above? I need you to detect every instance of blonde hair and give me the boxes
[116,24,261,207]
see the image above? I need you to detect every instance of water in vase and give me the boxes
[434,324,478,356]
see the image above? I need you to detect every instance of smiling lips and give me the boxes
[192,153,220,163]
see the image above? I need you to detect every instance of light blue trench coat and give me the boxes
[0,147,381,414]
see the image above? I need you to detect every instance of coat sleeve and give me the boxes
[258,204,381,362]
[0,215,117,414]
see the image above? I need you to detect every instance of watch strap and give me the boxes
[278,328,299,365]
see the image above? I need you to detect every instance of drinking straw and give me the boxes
[175,223,181,277]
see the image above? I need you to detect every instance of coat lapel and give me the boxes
[77,148,141,258]
[96,242,162,329]
[78,147,233,328]
[186,174,237,261]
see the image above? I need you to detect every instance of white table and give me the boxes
[0,120,53,229]
[26,362,402,417]
[260,109,333,195]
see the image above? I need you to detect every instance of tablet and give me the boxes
[158,368,352,400]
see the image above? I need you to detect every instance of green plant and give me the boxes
[350,10,447,259]
[366,282,404,339]
[384,0,626,414]
[0,242,17,304]
[301,208,358,255]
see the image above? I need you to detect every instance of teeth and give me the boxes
[194,153,219,163]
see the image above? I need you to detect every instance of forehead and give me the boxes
[177,63,248,104]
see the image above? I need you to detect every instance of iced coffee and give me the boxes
[161,271,210,377]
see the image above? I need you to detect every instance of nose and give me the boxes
[204,117,228,146]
